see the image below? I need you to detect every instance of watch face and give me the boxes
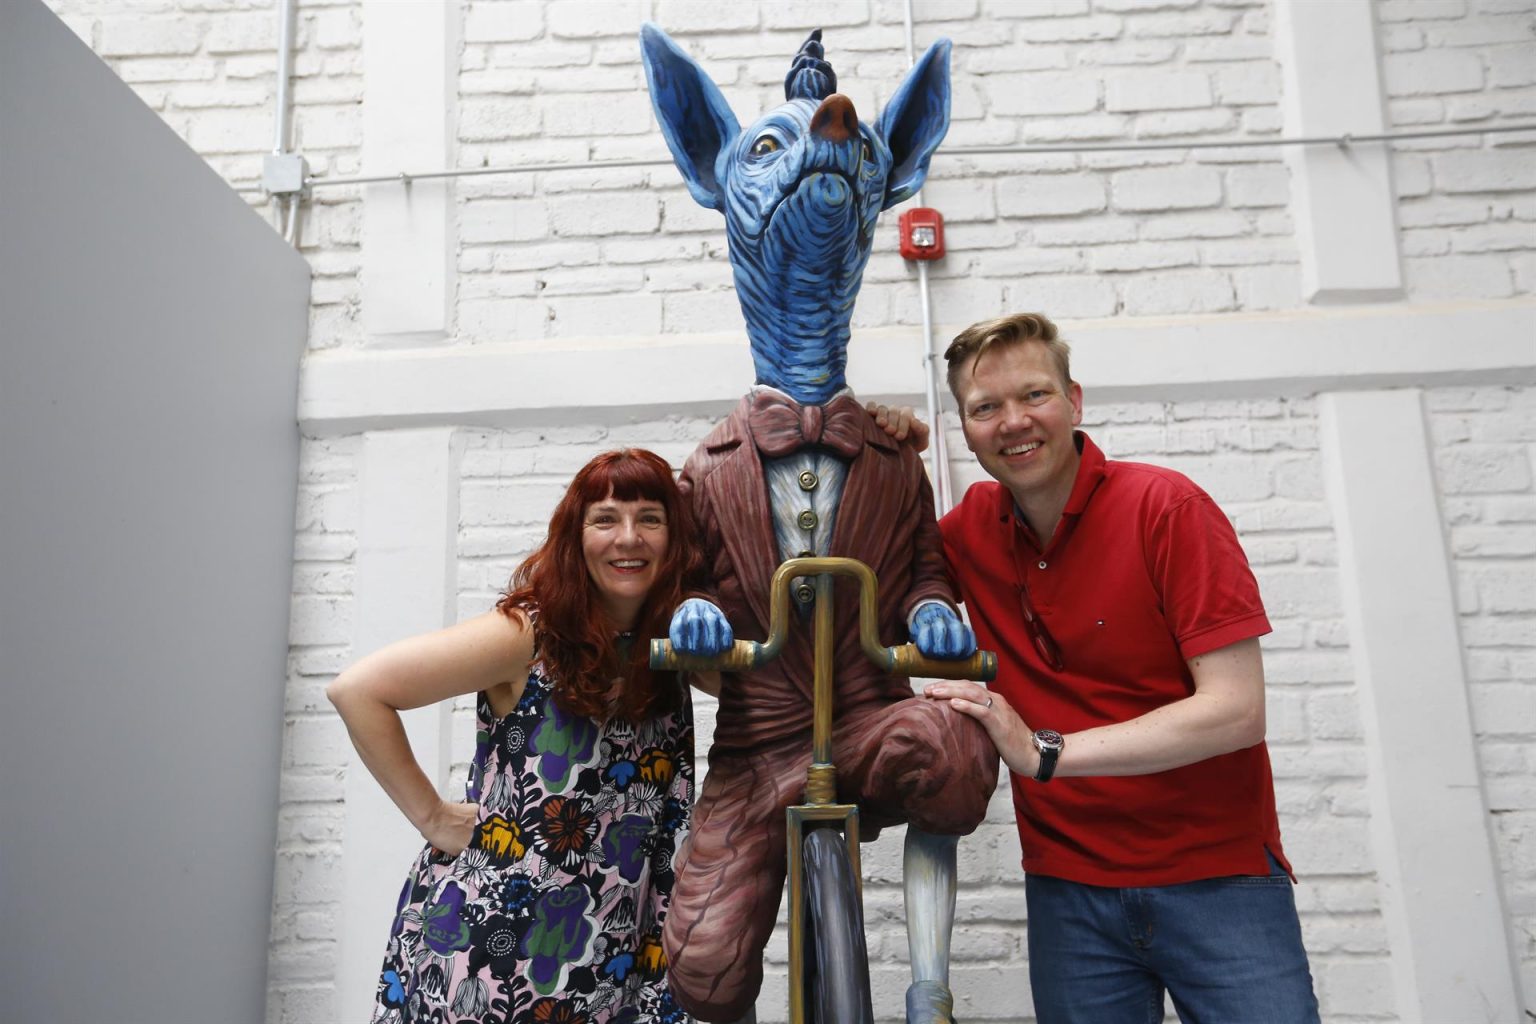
[1034,729,1064,751]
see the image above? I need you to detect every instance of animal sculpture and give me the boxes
[641,25,999,1024]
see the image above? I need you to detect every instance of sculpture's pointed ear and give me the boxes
[876,38,951,211]
[639,23,740,211]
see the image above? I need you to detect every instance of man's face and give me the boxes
[956,341,1083,505]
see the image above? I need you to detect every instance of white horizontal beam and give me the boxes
[298,300,1536,434]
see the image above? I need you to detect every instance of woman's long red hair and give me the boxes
[497,448,706,723]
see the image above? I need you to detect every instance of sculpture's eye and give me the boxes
[750,135,781,157]
[861,140,873,163]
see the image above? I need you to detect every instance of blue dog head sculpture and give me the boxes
[640,25,951,405]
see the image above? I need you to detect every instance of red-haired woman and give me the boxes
[329,448,706,1024]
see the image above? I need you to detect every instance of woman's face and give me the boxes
[581,492,669,628]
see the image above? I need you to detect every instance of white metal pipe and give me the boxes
[272,0,297,156]
[255,122,1536,195]
[904,0,952,513]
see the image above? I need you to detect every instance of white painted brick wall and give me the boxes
[1381,0,1536,302]
[1427,384,1536,1012]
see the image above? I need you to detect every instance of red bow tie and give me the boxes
[747,391,867,458]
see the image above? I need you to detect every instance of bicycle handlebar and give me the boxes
[649,556,997,682]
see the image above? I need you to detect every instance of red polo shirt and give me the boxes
[941,432,1290,886]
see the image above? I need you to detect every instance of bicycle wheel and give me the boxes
[802,827,874,1024]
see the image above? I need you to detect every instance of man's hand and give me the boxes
[924,681,1039,778]
[911,603,976,659]
[670,597,733,656]
[865,402,931,453]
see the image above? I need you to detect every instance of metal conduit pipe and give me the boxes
[261,122,1536,194]
[270,0,300,243]
[904,0,953,515]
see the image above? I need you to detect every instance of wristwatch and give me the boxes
[1032,729,1064,783]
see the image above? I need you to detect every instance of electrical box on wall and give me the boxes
[898,207,945,261]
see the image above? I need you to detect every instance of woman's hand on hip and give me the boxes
[421,800,478,857]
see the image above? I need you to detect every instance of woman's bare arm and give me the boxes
[326,610,535,853]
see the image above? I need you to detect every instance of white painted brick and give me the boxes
[1016,14,1123,42]
[538,90,655,137]
[1124,8,1240,36]
[1378,0,1470,20]
[1202,237,1295,266]
[1384,49,1486,95]
[457,297,549,342]
[1406,253,1518,299]
[1104,70,1212,112]
[1133,107,1236,137]
[203,12,277,54]
[1226,164,1290,207]
[548,193,659,236]
[1308,690,1364,741]
[1018,112,1131,142]
[921,177,998,222]
[1076,39,1181,66]
[962,45,1072,74]
[545,0,643,37]
[1472,682,1536,735]
[460,199,550,243]
[288,596,352,647]
[464,1,545,43]
[1141,210,1251,238]
[1120,268,1236,314]
[661,289,745,333]
[983,0,1090,16]
[996,173,1106,216]
[1434,148,1536,193]
[1089,242,1199,272]
[97,16,202,56]
[1111,165,1223,211]
[988,71,1100,115]
[459,97,542,141]
[545,293,663,337]
[1008,274,1119,318]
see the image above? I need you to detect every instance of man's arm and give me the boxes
[924,636,1267,779]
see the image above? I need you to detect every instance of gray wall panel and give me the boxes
[0,2,310,1020]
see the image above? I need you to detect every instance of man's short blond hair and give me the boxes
[944,312,1072,414]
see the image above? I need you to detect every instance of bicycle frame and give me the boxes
[652,556,996,1024]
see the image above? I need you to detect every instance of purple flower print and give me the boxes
[526,882,595,995]
[421,881,472,956]
[600,814,654,884]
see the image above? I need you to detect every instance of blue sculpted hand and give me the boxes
[911,603,976,660]
[669,598,734,656]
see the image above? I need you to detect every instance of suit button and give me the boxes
[795,583,815,604]
[797,510,818,531]
[798,470,818,491]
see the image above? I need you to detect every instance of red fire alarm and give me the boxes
[898,207,946,261]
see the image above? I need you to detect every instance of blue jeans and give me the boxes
[1025,854,1320,1024]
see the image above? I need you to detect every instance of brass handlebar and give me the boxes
[649,556,997,682]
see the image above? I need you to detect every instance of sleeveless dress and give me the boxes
[370,659,693,1024]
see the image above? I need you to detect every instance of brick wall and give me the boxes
[45,0,365,347]
[1427,384,1536,1009]
[49,0,1534,346]
[1381,0,1536,300]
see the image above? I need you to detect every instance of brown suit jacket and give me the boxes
[680,392,957,752]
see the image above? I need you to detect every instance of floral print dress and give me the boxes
[371,661,692,1024]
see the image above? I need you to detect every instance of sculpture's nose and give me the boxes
[809,93,858,143]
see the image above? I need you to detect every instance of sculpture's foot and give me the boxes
[905,979,955,1024]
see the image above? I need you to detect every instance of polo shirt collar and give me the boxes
[1062,431,1107,516]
